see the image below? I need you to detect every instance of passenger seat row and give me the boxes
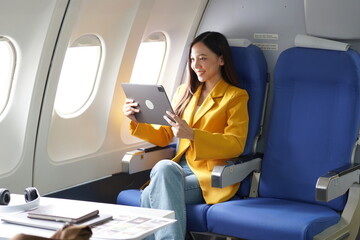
[118,35,360,240]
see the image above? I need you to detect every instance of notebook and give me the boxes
[27,205,99,223]
[121,83,175,126]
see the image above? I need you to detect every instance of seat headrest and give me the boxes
[228,39,252,48]
[294,34,350,51]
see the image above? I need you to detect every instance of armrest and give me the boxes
[316,163,360,202]
[211,155,262,188]
[314,183,360,240]
[121,144,176,174]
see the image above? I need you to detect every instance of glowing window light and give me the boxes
[130,32,167,84]
[54,35,102,116]
[0,38,16,115]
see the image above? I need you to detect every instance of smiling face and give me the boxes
[190,42,224,86]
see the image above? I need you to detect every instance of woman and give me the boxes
[123,31,249,239]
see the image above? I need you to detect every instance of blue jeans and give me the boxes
[140,157,204,240]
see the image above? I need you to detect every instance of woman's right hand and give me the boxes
[122,98,139,122]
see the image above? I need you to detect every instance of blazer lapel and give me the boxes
[182,84,202,127]
[192,79,228,126]
[193,95,215,126]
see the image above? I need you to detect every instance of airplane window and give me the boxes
[0,37,16,116]
[54,35,102,116]
[130,32,167,84]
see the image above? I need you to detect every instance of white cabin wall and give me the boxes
[143,0,209,95]
[34,0,147,194]
[34,0,209,194]
[0,0,68,193]
[119,0,209,145]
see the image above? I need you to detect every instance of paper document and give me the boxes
[92,213,176,239]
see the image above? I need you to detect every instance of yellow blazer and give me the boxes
[130,79,249,204]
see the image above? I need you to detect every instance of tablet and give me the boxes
[121,83,175,126]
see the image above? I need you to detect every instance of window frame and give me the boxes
[129,32,167,85]
[0,36,17,116]
[54,34,103,118]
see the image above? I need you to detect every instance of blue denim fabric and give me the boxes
[141,157,204,240]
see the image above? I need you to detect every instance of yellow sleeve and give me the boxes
[129,121,174,147]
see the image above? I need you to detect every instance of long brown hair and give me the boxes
[174,31,239,116]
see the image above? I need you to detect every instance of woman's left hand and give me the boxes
[164,111,194,140]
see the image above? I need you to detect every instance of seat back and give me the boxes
[259,45,360,211]
[231,43,267,156]
[229,42,267,197]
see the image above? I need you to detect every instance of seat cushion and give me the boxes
[207,198,340,240]
[117,189,210,232]
[117,189,141,207]
[186,203,210,232]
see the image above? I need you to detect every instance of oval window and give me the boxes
[0,37,16,115]
[54,35,102,116]
[130,32,167,84]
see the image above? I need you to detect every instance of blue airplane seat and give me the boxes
[117,41,268,232]
[207,38,360,240]
[231,44,267,157]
